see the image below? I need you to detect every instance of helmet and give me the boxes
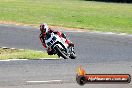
[40,23,49,33]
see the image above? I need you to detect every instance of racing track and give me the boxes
[0,24,132,88]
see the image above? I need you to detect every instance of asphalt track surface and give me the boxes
[0,24,132,88]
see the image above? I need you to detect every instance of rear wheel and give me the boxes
[54,45,69,59]
[70,53,76,59]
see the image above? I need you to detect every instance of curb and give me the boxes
[0,58,60,62]
[88,31,132,37]
[0,47,43,52]
[0,46,24,50]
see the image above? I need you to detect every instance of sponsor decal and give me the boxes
[76,66,131,85]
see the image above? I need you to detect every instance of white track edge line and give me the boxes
[26,80,62,83]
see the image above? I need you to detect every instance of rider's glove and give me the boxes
[62,33,66,39]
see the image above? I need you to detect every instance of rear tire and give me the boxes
[54,45,69,59]
[70,54,76,59]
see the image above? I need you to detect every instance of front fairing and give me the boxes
[45,33,68,50]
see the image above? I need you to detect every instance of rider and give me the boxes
[39,23,74,55]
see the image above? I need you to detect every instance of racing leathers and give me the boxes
[39,28,73,55]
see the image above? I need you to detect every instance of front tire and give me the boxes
[54,45,69,59]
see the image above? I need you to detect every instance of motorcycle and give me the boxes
[45,32,76,59]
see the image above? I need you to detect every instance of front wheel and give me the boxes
[54,45,69,59]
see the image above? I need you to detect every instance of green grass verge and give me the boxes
[0,0,132,33]
[0,48,58,60]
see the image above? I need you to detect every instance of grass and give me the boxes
[0,0,132,33]
[0,48,58,60]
